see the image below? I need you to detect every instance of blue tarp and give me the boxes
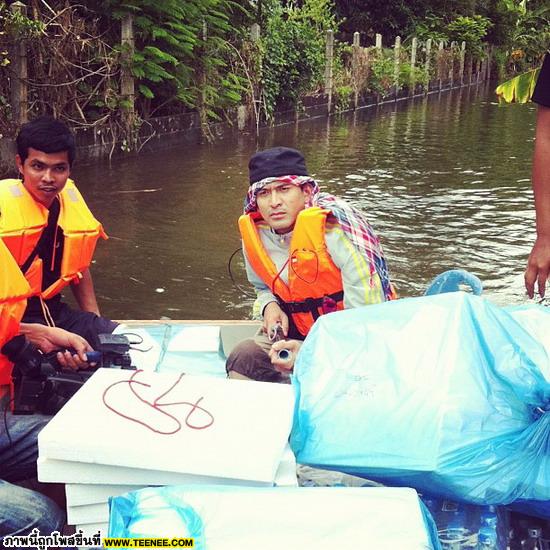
[290,292,550,517]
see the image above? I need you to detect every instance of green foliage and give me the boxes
[369,51,396,94]
[258,0,337,120]
[495,67,540,103]
[446,15,492,54]
[104,0,248,124]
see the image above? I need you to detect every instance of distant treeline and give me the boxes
[0,0,547,147]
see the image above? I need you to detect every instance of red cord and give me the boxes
[102,370,215,435]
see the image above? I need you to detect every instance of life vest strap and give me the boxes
[282,290,344,319]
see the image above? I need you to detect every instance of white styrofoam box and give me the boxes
[39,369,294,483]
[109,486,435,549]
[66,484,142,506]
[39,457,269,486]
[68,502,106,525]
[42,443,296,489]
[65,446,297,526]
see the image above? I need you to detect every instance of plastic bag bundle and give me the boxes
[290,292,550,517]
[109,484,441,550]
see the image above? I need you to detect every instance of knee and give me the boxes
[0,482,65,537]
[226,339,287,383]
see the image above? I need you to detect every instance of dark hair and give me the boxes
[16,116,76,166]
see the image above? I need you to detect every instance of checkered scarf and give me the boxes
[245,176,394,300]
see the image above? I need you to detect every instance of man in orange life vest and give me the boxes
[0,238,93,539]
[0,116,117,347]
[226,147,396,383]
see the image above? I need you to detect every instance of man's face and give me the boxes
[16,148,71,208]
[256,181,312,234]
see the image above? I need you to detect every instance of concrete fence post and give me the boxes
[250,23,260,42]
[459,41,466,85]
[393,35,401,99]
[410,37,417,96]
[10,1,28,125]
[438,41,444,91]
[449,41,456,87]
[121,13,135,124]
[424,38,432,94]
[324,29,334,114]
[352,32,360,109]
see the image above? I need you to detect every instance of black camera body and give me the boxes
[2,333,135,415]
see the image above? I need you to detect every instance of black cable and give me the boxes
[228,247,256,297]
[119,331,153,354]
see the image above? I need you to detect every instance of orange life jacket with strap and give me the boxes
[0,240,32,385]
[0,179,107,300]
[239,207,344,337]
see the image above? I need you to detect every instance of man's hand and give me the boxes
[262,301,289,338]
[269,339,302,373]
[525,234,550,298]
[20,324,93,370]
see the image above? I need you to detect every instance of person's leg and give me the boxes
[0,414,65,539]
[0,414,50,482]
[0,480,65,538]
[226,331,291,383]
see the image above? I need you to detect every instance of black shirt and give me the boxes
[532,52,550,108]
[23,197,64,318]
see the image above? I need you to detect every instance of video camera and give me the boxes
[1,333,135,415]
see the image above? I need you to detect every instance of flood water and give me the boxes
[72,81,539,320]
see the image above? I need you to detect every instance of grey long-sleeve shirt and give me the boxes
[244,219,386,318]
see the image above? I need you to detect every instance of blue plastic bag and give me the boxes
[290,292,550,517]
[109,484,441,549]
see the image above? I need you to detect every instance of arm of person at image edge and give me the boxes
[525,53,550,298]
[18,323,93,370]
[245,226,386,372]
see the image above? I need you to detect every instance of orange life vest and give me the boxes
[0,179,107,300]
[239,207,345,337]
[0,240,32,385]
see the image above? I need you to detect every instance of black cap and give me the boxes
[249,147,309,185]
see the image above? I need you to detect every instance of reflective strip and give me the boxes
[66,187,79,202]
[9,184,23,197]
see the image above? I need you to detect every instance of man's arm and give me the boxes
[19,323,92,369]
[326,227,386,308]
[525,104,550,298]
[71,268,100,314]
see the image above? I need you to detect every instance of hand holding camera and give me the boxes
[20,324,92,370]
[1,332,135,415]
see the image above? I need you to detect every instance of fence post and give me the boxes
[393,35,401,99]
[437,41,444,91]
[449,41,456,87]
[121,13,135,144]
[324,29,334,114]
[352,32,360,109]
[375,33,382,50]
[424,38,432,94]
[459,41,466,85]
[250,22,260,42]
[10,1,28,126]
[409,37,417,96]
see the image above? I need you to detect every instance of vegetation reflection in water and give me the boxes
[74,82,537,320]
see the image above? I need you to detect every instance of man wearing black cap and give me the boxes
[226,146,396,383]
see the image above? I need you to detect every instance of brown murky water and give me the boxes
[70,82,538,320]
